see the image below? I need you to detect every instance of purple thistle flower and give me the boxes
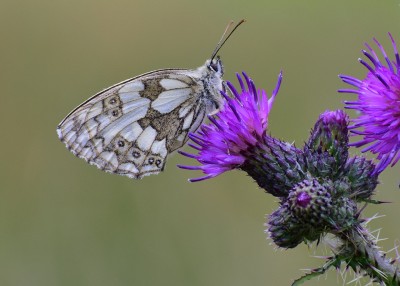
[178,72,282,182]
[339,33,400,174]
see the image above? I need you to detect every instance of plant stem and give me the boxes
[337,225,400,285]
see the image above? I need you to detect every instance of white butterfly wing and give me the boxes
[57,69,210,179]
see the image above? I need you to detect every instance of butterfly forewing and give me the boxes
[57,63,223,179]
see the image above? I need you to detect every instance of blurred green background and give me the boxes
[1,0,400,285]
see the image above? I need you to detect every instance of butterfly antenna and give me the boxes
[210,19,246,61]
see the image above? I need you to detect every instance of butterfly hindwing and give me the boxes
[57,68,215,179]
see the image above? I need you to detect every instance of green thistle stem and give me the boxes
[335,225,400,285]
[293,223,400,285]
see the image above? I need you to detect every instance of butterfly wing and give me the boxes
[57,69,209,179]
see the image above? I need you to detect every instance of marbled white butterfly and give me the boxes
[57,20,244,179]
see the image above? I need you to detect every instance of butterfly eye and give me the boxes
[208,57,223,74]
[209,62,219,72]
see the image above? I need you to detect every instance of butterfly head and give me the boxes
[206,56,224,76]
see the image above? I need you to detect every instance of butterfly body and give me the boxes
[57,58,224,179]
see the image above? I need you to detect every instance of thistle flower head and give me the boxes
[305,110,349,178]
[339,33,400,174]
[178,72,282,182]
[268,179,358,249]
